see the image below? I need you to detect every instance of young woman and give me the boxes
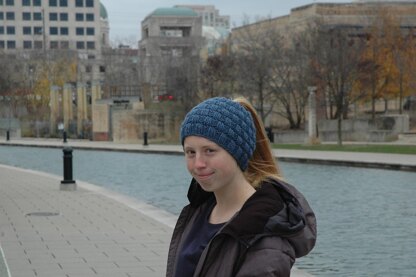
[166,97,317,277]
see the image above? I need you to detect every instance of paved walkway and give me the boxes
[0,164,174,277]
[1,138,415,276]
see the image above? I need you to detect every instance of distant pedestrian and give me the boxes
[166,97,317,276]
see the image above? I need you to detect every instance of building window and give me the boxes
[59,0,67,7]
[49,27,58,35]
[22,12,31,20]
[60,40,69,49]
[99,65,105,72]
[50,41,58,49]
[33,0,41,6]
[76,27,84,35]
[34,26,42,35]
[6,12,15,20]
[85,65,92,72]
[22,0,30,6]
[75,13,83,21]
[85,0,93,7]
[0,27,4,34]
[86,27,94,36]
[49,13,58,21]
[33,12,42,21]
[60,13,68,21]
[23,26,31,34]
[86,41,95,49]
[6,0,14,6]
[76,41,85,49]
[23,40,32,49]
[0,13,3,20]
[6,26,15,35]
[60,27,68,35]
[86,13,94,21]
[75,0,82,7]
[7,41,16,49]
[49,0,57,7]
[34,40,42,49]
[0,41,4,49]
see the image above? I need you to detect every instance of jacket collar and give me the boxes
[186,178,305,239]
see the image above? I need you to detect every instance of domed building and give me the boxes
[139,7,204,99]
[100,2,110,48]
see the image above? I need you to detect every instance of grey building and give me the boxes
[139,7,204,101]
[0,0,110,82]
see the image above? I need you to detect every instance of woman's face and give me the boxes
[184,136,241,193]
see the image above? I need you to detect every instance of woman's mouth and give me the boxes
[195,172,214,180]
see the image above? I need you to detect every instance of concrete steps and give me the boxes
[398,132,416,143]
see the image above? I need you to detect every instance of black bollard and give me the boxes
[63,131,67,143]
[143,131,148,146]
[60,147,76,190]
[6,130,10,141]
[266,127,274,143]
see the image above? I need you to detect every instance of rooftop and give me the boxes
[100,3,108,20]
[151,7,198,17]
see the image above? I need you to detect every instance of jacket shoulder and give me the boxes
[267,178,317,258]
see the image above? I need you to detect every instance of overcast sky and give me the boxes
[100,0,351,43]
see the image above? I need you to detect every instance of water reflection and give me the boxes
[0,145,415,276]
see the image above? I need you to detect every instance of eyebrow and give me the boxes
[184,144,216,150]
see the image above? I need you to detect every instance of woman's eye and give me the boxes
[185,150,195,156]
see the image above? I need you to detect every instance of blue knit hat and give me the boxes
[180,97,256,171]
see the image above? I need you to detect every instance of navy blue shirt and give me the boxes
[174,202,224,277]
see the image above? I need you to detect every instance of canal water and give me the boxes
[0,145,415,276]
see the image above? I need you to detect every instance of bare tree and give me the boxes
[166,53,201,112]
[139,45,202,113]
[231,22,283,123]
[267,30,315,129]
[101,47,140,97]
[311,26,367,145]
[199,54,237,99]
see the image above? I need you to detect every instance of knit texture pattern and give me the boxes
[180,97,256,171]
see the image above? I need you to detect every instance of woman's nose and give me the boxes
[194,153,206,168]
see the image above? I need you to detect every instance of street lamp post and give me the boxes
[6,95,11,141]
[307,86,320,145]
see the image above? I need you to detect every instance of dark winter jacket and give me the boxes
[166,178,317,277]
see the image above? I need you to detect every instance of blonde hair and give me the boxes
[234,97,283,188]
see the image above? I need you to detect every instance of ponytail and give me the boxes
[234,97,283,188]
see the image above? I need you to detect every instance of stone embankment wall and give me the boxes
[0,118,21,138]
[273,114,409,143]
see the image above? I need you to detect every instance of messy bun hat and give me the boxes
[180,97,256,171]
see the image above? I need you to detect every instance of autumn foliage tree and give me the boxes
[357,10,415,119]
[0,49,77,137]
[25,50,77,122]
